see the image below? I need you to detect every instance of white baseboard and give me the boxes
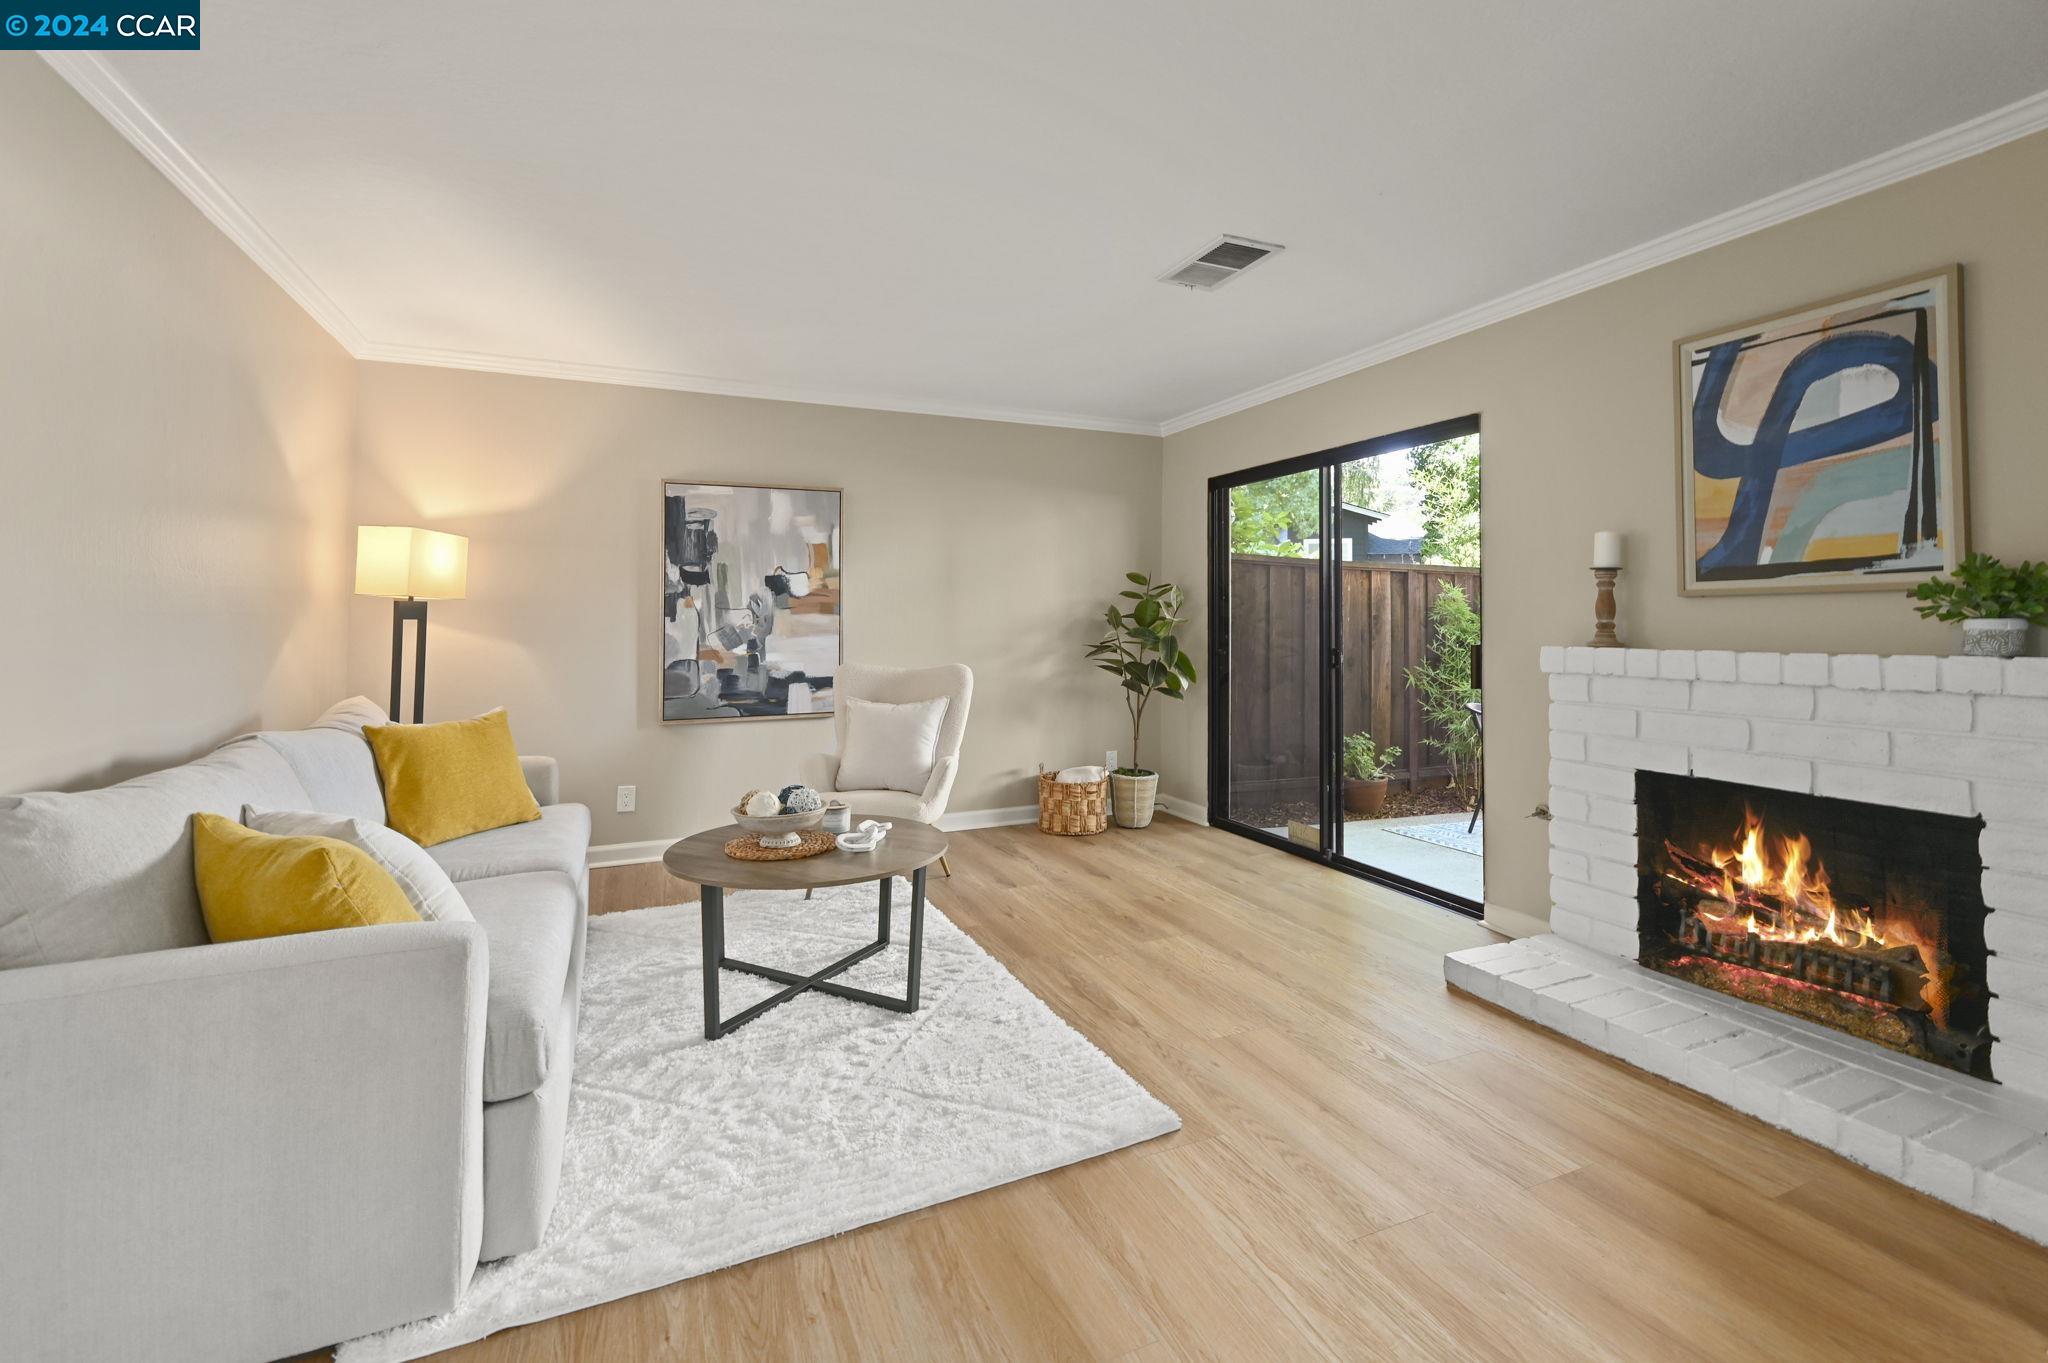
[1481,901,1550,940]
[587,838,679,869]
[938,804,1039,832]
[1156,795,1208,826]
[586,804,1041,868]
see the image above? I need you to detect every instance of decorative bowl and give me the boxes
[732,805,826,848]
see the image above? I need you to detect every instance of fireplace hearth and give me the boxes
[1453,646,2048,1245]
[1636,771,1993,1079]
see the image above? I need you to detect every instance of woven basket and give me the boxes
[1038,766,1109,836]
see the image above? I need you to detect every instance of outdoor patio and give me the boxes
[1261,810,1484,904]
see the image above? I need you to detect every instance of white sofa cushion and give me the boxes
[244,808,473,924]
[835,696,948,795]
[255,698,389,827]
[463,871,580,1102]
[428,804,592,885]
[0,736,311,970]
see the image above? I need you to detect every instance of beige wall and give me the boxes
[0,58,355,793]
[1159,129,2048,933]
[16,40,2046,916]
[347,362,1160,846]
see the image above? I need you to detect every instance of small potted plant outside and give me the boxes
[1341,732,1401,817]
[1909,553,2048,658]
[1085,572,1197,829]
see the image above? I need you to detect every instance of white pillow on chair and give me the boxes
[835,696,949,794]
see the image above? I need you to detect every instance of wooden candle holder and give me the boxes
[1590,566,1621,648]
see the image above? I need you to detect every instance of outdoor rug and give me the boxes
[1384,813,1484,856]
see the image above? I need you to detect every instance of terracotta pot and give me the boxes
[1342,776,1389,817]
[1111,770,1158,829]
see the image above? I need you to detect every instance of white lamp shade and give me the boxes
[355,526,469,600]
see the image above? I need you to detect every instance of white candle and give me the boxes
[1592,531,1624,569]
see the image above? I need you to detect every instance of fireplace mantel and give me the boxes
[1443,646,2048,1247]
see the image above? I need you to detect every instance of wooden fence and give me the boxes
[1226,555,1481,804]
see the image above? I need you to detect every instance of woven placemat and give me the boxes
[724,830,837,861]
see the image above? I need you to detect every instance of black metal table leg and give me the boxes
[906,866,926,1011]
[701,885,724,1041]
[705,871,932,1037]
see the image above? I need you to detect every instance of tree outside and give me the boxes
[1227,435,1476,568]
[1406,435,1480,568]
[1228,463,1385,556]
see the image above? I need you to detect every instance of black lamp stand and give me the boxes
[389,598,429,724]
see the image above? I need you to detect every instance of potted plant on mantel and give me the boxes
[1909,553,2048,658]
[1341,732,1402,817]
[1086,572,1197,829]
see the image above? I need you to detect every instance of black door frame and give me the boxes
[1206,413,1482,917]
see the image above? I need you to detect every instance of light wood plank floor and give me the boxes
[316,817,2048,1360]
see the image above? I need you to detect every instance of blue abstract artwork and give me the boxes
[1676,270,1965,594]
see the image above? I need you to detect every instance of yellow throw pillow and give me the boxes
[364,708,542,847]
[192,813,420,943]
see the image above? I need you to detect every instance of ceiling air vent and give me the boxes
[1159,235,1284,291]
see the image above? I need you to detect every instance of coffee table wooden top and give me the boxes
[662,815,949,891]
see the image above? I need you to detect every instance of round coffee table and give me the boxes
[663,816,949,1040]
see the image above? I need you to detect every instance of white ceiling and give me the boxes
[64,1,2048,433]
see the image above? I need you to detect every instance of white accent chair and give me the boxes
[804,662,972,875]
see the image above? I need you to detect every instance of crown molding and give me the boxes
[1159,86,2048,436]
[41,51,369,353]
[45,47,2048,443]
[354,340,1165,436]
[42,50,1159,436]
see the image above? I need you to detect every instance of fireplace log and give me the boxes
[1665,899,1929,1013]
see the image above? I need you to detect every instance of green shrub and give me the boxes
[1404,585,1482,796]
[1342,732,1401,781]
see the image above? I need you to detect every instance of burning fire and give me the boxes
[1664,808,1951,1025]
[1703,811,1890,949]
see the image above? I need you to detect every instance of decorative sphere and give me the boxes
[778,784,824,814]
[741,790,781,817]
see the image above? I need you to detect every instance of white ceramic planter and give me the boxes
[1962,617,2029,658]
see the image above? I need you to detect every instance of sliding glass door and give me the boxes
[1208,416,1483,914]
[1215,467,1323,849]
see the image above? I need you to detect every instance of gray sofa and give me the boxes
[0,700,590,1363]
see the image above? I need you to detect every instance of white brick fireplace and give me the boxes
[1444,647,2048,1245]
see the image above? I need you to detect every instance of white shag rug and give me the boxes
[337,880,1180,1362]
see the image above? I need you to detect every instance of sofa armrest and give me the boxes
[0,922,488,1363]
[521,754,561,806]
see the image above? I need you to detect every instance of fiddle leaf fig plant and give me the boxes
[1085,572,1197,775]
[1909,553,2048,623]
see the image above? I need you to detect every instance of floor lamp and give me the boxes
[355,525,468,723]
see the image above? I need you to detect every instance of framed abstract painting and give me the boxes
[1673,268,1966,595]
[660,480,841,722]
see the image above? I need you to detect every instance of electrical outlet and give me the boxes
[616,785,636,814]
[1106,749,1118,773]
